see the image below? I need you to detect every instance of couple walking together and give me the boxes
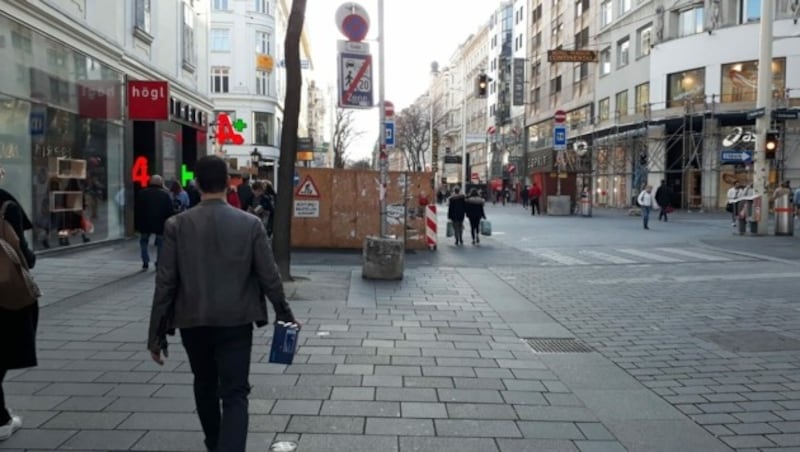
[447,187,487,245]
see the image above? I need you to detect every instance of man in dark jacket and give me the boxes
[237,178,254,211]
[447,187,467,246]
[185,180,201,208]
[135,175,174,270]
[148,156,298,452]
[655,179,673,222]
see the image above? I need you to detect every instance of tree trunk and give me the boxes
[272,0,307,281]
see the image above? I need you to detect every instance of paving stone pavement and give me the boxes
[2,261,735,452]
[495,259,800,451]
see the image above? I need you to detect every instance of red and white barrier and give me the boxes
[425,204,437,250]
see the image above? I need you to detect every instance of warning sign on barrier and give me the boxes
[295,175,320,198]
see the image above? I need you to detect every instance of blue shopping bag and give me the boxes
[480,219,492,236]
[269,322,300,365]
[446,220,454,238]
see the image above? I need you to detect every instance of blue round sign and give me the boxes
[342,14,368,42]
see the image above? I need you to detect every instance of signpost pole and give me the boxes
[377,0,388,237]
[461,64,467,191]
[751,0,773,235]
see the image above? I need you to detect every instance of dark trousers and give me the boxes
[522,198,529,208]
[658,206,669,221]
[181,324,253,452]
[530,198,540,215]
[139,233,163,265]
[0,369,10,425]
[468,218,480,241]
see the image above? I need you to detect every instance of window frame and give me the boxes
[615,90,629,118]
[210,28,231,52]
[636,24,652,58]
[616,37,630,68]
[210,67,230,93]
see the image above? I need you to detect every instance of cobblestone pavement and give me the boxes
[494,259,800,451]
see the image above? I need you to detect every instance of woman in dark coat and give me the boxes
[465,189,487,245]
[0,187,37,441]
[447,187,467,246]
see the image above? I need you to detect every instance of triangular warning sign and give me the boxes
[295,175,320,198]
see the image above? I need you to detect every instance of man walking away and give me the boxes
[237,177,254,211]
[465,189,487,245]
[529,183,542,215]
[148,156,298,452]
[520,185,529,209]
[637,185,654,230]
[447,187,467,246]
[135,175,174,270]
[655,180,673,222]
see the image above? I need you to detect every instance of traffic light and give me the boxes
[765,130,779,159]
[476,74,488,98]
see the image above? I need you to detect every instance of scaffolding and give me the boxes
[586,93,800,210]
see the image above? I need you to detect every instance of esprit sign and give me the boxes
[722,127,756,148]
[127,81,169,121]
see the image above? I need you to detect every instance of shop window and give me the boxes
[210,29,230,52]
[615,90,629,118]
[635,82,650,113]
[720,58,785,103]
[636,24,651,58]
[253,112,274,146]
[134,0,151,36]
[181,2,196,70]
[598,97,610,121]
[600,47,611,75]
[617,37,630,68]
[667,67,705,107]
[677,6,704,37]
[210,67,229,93]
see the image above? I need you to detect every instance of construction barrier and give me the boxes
[425,204,437,250]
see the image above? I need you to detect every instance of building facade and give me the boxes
[209,0,280,179]
[487,1,514,185]
[0,0,212,251]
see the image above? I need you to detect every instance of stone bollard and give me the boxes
[362,236,404,280]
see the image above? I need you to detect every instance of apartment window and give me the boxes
[182,3,195,68]
[550,75,562,94]
[617,37,630,68]
[210,29,230,52]
[256,70,270,96]
[678,6,704,37]
[600,47,611,75]
[210,67,229,93]
[619,0,632,15]
[531,31,542,50]
[636,24,652,57]
[531,58,542,79]
[635,82,650,114]
[256,31,271,54]
[740,0,760,23]
[134,0,151,34]
[575,0,589,17]
[601,0,613,26]
[253,112,274,146]
[532,3,542,23]
[213,0,228,10]
[551,14,563,37]
[574,27,589,49]
[531,87,541,107]
[255,0,268,14]
[573,62,589,83]
[599,97,610,121]
[615,90,629,117]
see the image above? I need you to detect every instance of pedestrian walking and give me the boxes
[237,177,254,211]
[726,183,740,226]
[465,189,487,245]
[135,175,174,270]
[520,185,529,209]
[528,183,542,215]
[637,185,654,230]
[655,180,673,222]
[148,156,298,452]
[0,186,38,442]
[447,187,467,246]
[169,180,190,214]
[794,184,800,220]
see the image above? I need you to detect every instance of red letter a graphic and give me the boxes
[215,113,244,145]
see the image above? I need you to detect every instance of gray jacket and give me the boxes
[148,199,293,353]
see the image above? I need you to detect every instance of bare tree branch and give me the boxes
[395,105,430,172]
[332,108,365,168]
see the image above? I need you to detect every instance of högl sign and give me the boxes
[127,80,169,121]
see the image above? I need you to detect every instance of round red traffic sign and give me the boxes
[384,101,394,118]
[342,14,369,42]
[554,110,567,123]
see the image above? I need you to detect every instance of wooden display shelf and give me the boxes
[50,191,83,213]
[48,158,87,179]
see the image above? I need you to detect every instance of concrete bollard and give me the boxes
[362,236,404,280]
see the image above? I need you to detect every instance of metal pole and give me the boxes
[461,65,467,190]
[377,0,388,237]
[752,0,773,235]
[429,93,434,186]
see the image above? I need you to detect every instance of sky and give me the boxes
[304,0,499,161]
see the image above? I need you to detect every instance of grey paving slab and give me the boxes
[0,429,76,450]
[365,418,435,436]
[59,430,145,450]
[435,419,522,438]
[129,430,206,451]
[297,433,398,452]
[573,389,685,421]
[605,419,733,452]
[116,412,201,431]
[445,403,518,419]
[42,412,129,430]
[285,415,364,434]
[399,436,500,452]
[320,400,401,417]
